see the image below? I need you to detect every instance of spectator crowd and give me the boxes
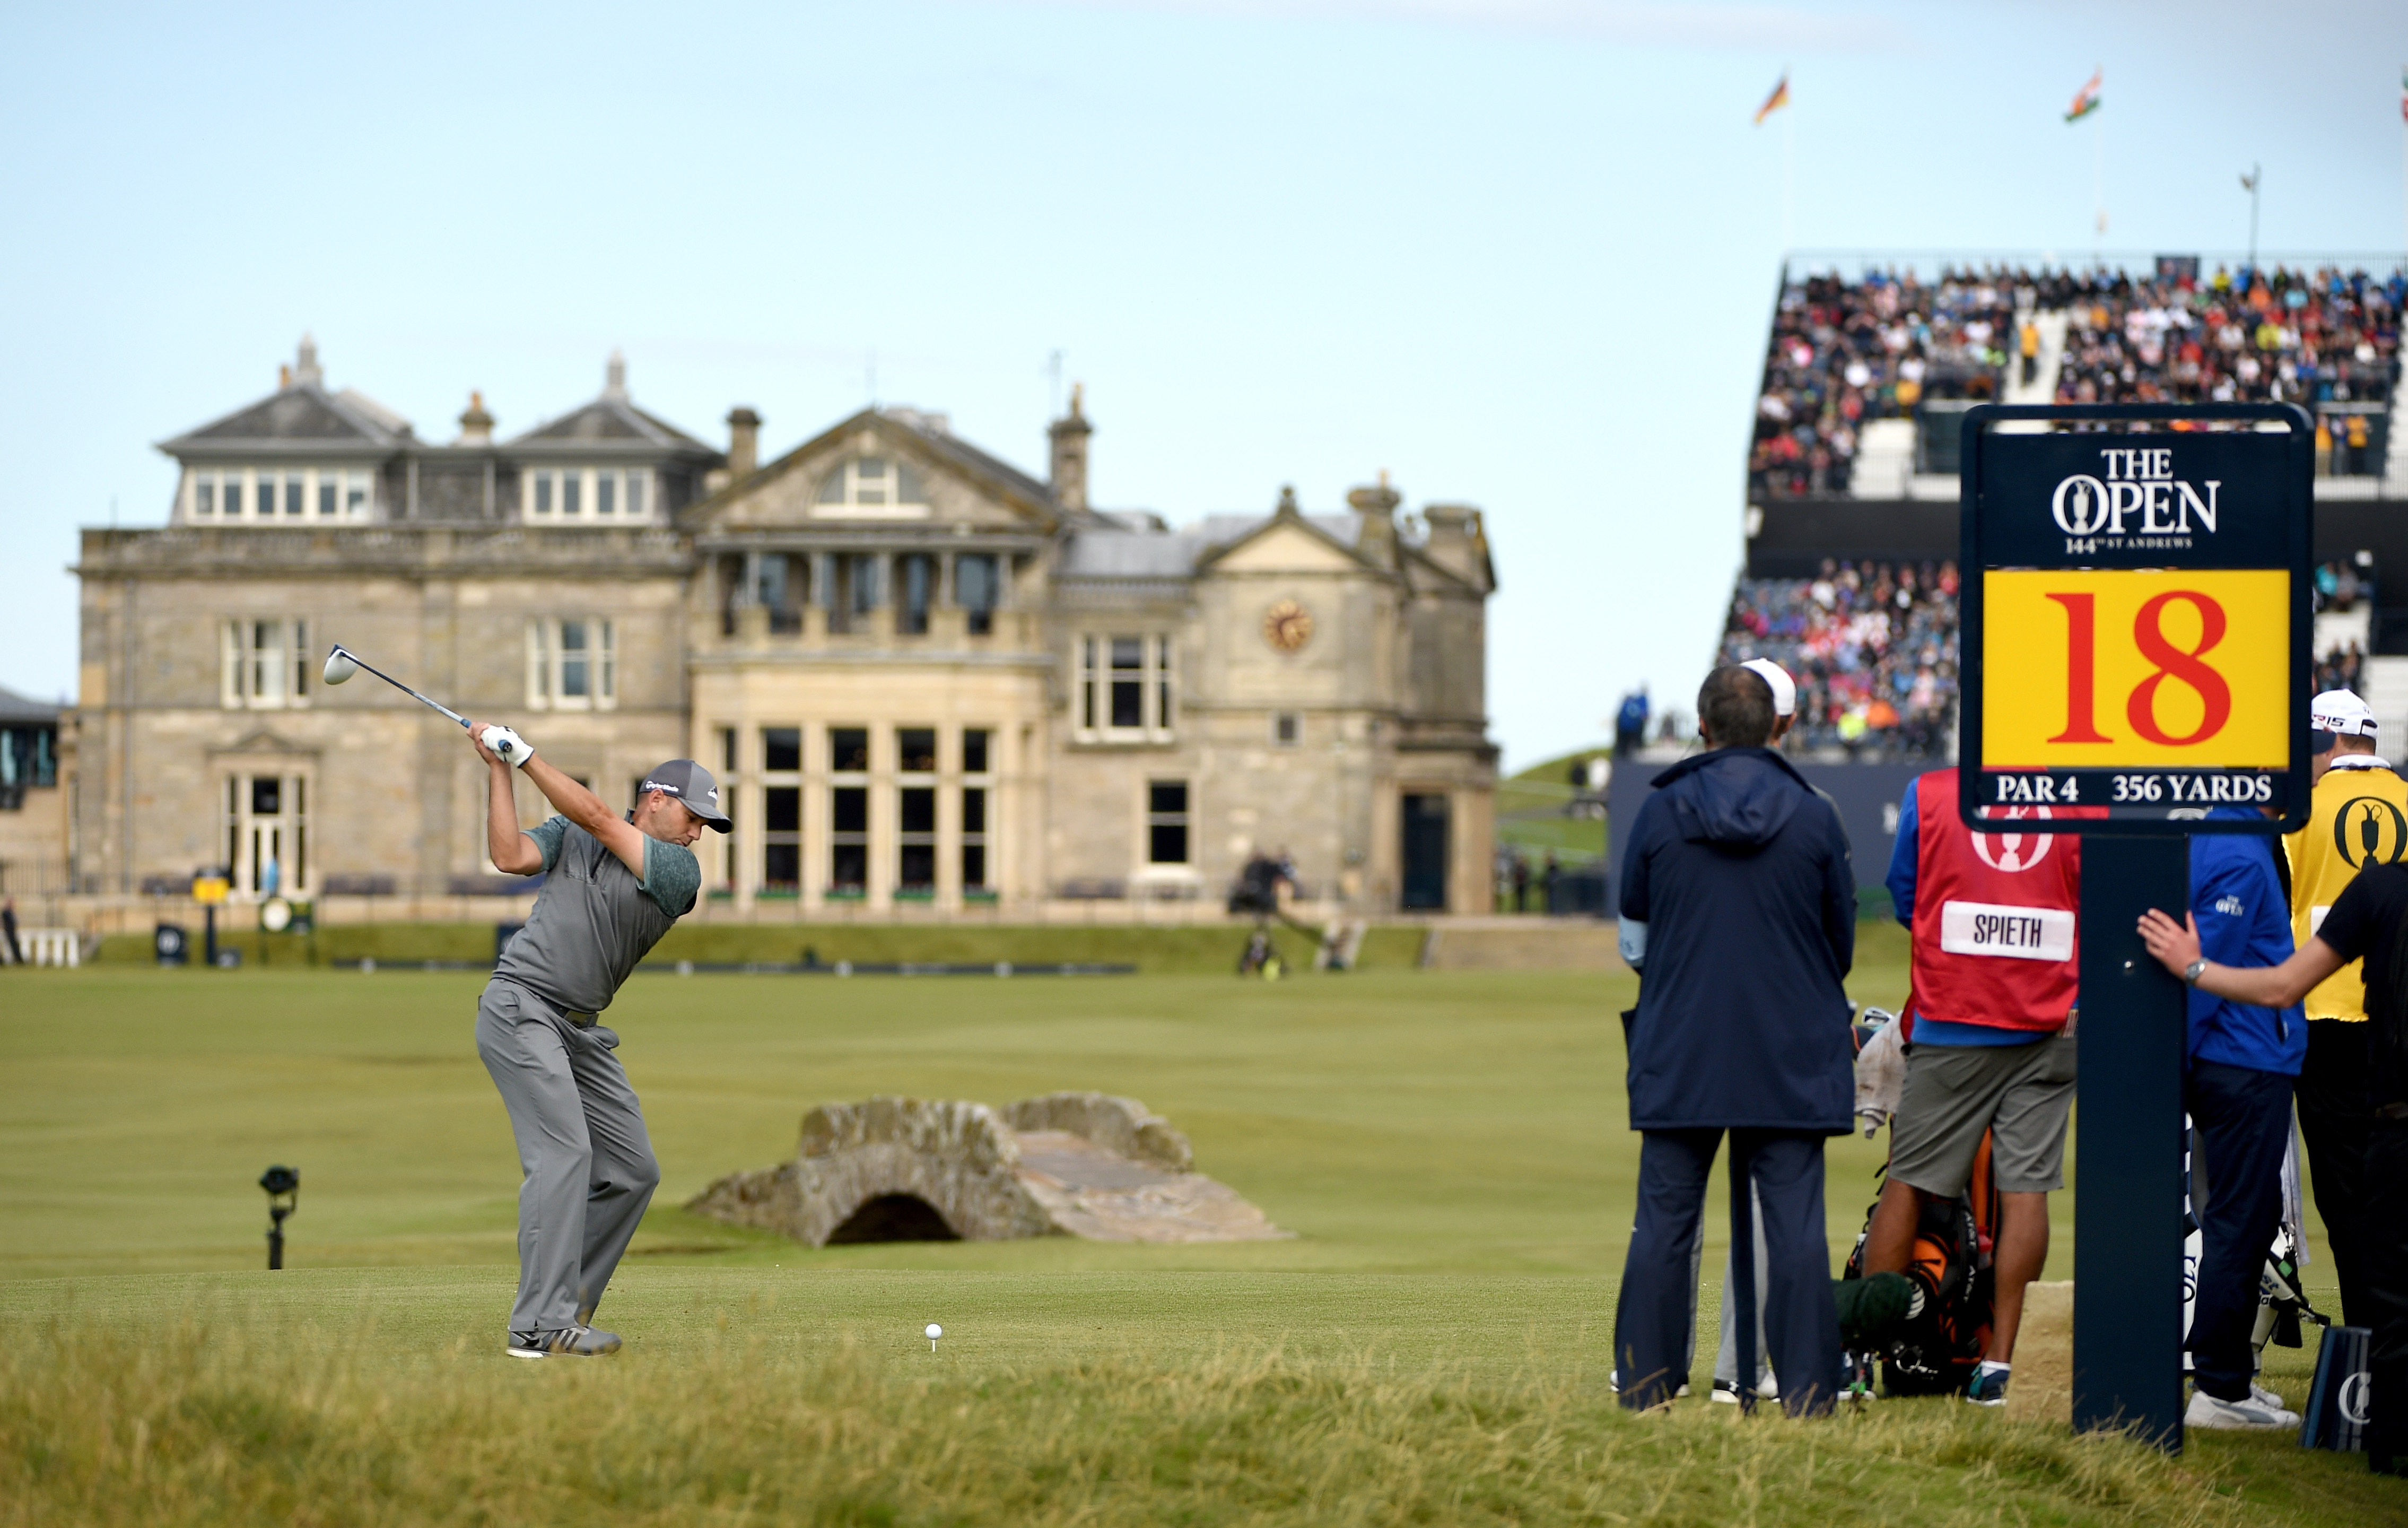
[1717,559,1960,762]
[1753,263,2404,499]
[1753,268,2020,499]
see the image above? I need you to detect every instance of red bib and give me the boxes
[1907,768,2094,1034]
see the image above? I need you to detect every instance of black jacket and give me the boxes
[1617,746,1856,1132]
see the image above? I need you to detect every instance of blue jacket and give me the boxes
[2188,806,2306,1076]
[1617,746,1857,1132]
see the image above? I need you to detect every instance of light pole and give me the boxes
[259,1165,299,1270]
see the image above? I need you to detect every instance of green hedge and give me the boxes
[99,919,1432,976]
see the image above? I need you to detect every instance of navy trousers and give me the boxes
[1613,1128,1840,1416]
[2297,1021,2371,1326]
[2183,1061,2293,1402]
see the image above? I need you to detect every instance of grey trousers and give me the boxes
[475,979,660,1333]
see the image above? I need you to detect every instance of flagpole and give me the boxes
[1782,108,1795,256]
[2091,110,2104,268]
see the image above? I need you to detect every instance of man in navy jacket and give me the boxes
[2182,805,2310,1429]
[1613,666,1857,1414]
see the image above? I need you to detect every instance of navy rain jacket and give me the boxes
[1618,746,1857,1132]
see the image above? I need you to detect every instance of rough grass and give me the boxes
[0,1308,2323,1528]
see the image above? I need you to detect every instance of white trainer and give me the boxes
[2185,1387,2300,1430]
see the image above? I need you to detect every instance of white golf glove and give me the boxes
[479,725,535,769]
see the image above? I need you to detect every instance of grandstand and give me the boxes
[1609,253,2408,901]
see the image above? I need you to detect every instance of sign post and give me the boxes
[1959,403,2312,1451]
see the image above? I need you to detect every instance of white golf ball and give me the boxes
[925,1323,943,1340]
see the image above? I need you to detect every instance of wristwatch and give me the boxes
[2183,958,2208,985]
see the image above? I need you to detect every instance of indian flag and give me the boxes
[2065,68,2101,123]
[1754,72,1790,126]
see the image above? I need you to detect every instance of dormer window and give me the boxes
[188,467,372,523]
[524,468,652,523]
[814,456,930,517]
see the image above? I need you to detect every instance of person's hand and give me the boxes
[2136,908,2202,977]
[466,720,532,769]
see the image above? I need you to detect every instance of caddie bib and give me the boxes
[1908,768,2092,1032]
[2283,757,2408,1022]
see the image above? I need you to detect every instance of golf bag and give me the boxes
[1842,1128,2001,1396]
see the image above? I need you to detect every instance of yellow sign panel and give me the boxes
[192,875,230,906]
[1982,568,2289,769]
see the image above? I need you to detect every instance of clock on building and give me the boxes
[1262,599,1313,653]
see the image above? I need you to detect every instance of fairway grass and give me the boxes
[1,962,2393,1524]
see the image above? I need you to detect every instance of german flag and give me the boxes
[1754,73,1790,126]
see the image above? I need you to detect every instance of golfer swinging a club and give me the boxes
[463,717,731,1358]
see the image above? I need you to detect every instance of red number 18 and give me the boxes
[2045,591,2233,747]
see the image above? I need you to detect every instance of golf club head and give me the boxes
[322,647,360,686]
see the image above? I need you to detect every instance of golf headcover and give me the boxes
[479,725,534,769]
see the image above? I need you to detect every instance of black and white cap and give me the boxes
[640,759,734,832]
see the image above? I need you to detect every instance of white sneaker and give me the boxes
[2249,1381,2289,1412]
[2185,1387,2300,1431]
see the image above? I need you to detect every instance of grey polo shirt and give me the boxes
[492,816,700,1015]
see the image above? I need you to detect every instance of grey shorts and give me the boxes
[1889,1030,2077,1196]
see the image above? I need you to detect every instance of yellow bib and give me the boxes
[2284,760,2408,1021]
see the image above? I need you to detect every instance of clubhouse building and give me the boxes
[63,340,1498,922]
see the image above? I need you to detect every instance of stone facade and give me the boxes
[67,341,1498,918]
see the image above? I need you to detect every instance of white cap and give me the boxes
[1740,658,1796,717]
[2311,689,2378,737]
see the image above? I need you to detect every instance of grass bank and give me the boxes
[8,1299,2380,1528]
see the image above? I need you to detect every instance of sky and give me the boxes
[2,0,2402,769]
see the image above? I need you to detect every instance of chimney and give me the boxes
[1346,470,1402,565]
[295,333,322,388]
[726,406,761,480]
[1421,502,1491,589]
[1048,383,1092,513]
[278,364,292,390]
[604,349,629,401]
[1273,484,1300,519]
[456,390,495,445]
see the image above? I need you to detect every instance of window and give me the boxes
[830,727,869,772]
[898,786,936,893]
[760,726,799,895]
[756,553,805,635]
[1274,712,1300,745]
[1111,638,1144,727]
[831,555,880,633]
[225,771,308,896]
[763,787,801,891]
[220,619,310,709]
[961,785,989,890]
[1075,632,1175,742]
[956,553,998,636]
[962,728,991,775]
[626,472,647,517]
[563,473,582,515]
[831,786,868,893]
[525,619,616,710]
[719,726,738,774]
[190,467,370,523]
[534,473,553,515]
[897,553,934,635]
[597,473,616,516]
[898,728,936,774]
[1147,780,1190,864]
[524,469,648,522]
[813,456,930,517]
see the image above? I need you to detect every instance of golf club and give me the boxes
[322,645,528,764]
